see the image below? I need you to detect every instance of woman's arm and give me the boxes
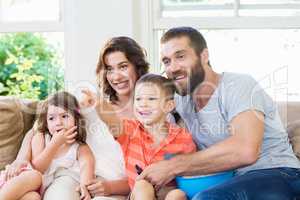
[78,144,95,185]
[80,90,123,137]
[96,100,124,137]
[78,144,95,200]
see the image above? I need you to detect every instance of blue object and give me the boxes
[176,171,234,199]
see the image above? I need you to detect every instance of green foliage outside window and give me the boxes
[0,32,64,100]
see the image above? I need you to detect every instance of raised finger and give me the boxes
[81,89,93,96]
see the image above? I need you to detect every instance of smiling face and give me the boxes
[47,105,76,136]
[134,83,174,126]
[105,51,138,98]
[161,36,205,96]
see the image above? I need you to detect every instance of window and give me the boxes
[0,0,64,100]
[142,0,300,101]
[161,0,300,18]
[1,0,60,22]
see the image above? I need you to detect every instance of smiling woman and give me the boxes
[95,36,149,121]
[104,52,138,101]
[97,36,149,105]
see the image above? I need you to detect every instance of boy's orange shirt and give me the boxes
[117,119,197,189]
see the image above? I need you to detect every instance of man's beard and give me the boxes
[176,58,205,96]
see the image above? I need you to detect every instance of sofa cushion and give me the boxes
[0,97,25,169]
[277,102,300,160]
[287,121,300,159]
[19,99,37,135]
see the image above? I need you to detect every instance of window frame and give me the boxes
[0,0,64,32]
[141,0,300,72]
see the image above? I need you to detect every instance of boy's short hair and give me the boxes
[135,73,176,100]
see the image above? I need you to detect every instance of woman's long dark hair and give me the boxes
[96,36,149,104]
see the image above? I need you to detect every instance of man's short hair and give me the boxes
[161,26,207,55]
[136,73,175,100]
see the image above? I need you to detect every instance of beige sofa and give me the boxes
[0,96,37,169]
[1,96,300,170]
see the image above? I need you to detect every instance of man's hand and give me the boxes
[137,160,175,189]
[86,179,111,197]
[2,160,29,181]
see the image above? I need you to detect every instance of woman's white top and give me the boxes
[82,107,126,180]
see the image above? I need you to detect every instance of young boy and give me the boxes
[117,73,196,200]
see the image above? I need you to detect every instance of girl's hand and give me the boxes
[52,126,77,145]
[3,160,29,181]
[86,179,112,197]
[80,184,91,200]
[80,89,97,109]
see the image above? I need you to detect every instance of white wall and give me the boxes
[63,0,136,94]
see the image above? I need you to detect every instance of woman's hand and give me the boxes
[2,160,29,181]
[80,89,97,109]
[79,184,92,200]
[86,179,112,197]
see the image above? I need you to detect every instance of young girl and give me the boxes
[31,91,95,199]
[0,91,94,200]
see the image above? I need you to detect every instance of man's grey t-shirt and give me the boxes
[175,72,300,175]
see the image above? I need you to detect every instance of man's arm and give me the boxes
[138,110,264,186]
[78,144,95,186]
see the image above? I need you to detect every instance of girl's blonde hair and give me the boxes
[36,91,86,144]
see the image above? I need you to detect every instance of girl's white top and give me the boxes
[42,134,80,192]
[82,107,126,180]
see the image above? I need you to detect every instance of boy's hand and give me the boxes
[79,184,91,200]
[86,179,111,197]
[52,126,77,145]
